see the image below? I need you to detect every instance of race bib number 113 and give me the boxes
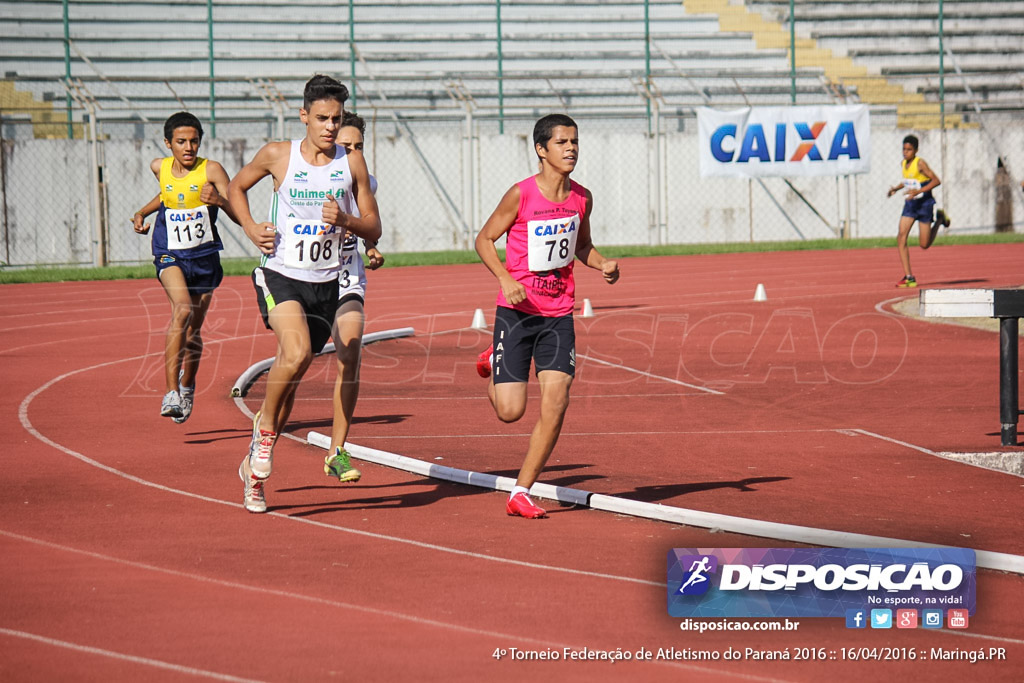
[165,206,213,250]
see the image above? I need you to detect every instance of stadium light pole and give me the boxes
[939,0,946,217]
[645,0,651,133]
[789,0,796,104]
[350,0,357,112]
[938,0,945,128]
[63,0,73,138]
[207,0,216,137]
[497,0,504,134]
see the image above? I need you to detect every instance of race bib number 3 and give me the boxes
[283,218,341,270]
[166,206,213,250]
[527,213,579,272]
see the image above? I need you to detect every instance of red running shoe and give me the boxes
[506,492,547,519]
[476,343,493,378]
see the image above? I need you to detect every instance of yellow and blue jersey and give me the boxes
[152,156,223,258]
[901,157,933,200]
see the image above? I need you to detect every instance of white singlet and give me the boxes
[262,140,367,292]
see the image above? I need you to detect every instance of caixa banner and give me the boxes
[667,548,975,618]
[697,105,870,178]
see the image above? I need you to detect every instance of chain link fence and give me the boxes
[3,0,1024,267]
[3,109,1023,268]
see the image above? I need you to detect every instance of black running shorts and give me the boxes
[491,306,576,384]
[252,266,363,354]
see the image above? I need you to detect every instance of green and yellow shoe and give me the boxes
[325,447,362,483]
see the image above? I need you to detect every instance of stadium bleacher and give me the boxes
[1,0,836,136]
[744,0,1024,125]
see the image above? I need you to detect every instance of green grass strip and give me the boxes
[2,233,1022,285]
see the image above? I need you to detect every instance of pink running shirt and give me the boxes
[497,176,588,317]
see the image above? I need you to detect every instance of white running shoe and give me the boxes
[247,411,276,480]
[160,390,182,418]
[238,458,267,514]
[173,370,193,424]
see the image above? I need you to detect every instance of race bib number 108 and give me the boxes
[283,218,341,270]
[527,213,579,272]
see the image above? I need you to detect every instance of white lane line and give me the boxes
[17,332,1024,650]
[0,531,785,681]
[849,428,939,456]
[298,393,694,401]
[347,428,867,441]
[16,348,659,588]
[576,353,724,394]
[0,627,266,683]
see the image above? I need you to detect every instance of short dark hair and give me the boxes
[533,114,577,156]
[903,135,919,151]
[303,74,349,111]
[163,112,203,142]
[342,111,366,136]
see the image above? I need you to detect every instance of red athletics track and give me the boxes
[2,242,1022,682]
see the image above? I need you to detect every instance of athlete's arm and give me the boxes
[132,194,161,235]
[887,163,904,197]
[228,142,288,255]
[322,149,382,242]
[913,158,941,197]
[202,160,240,225]
[364,245,385,270]
[574,190,619,284]
[476,184,527,305]
[149,157,162,179]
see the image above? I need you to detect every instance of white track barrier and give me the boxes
[230,325,1024,575]
[753,283,768,301]
[303,432,1024,574]
[580,298,595,318]
[230,327,415,397]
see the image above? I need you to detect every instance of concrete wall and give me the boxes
[2,120,1022,267]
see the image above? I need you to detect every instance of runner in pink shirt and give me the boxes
[474,114,620,519]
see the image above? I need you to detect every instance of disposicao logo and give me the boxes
[667,548,976,619]
[676,555,718,596]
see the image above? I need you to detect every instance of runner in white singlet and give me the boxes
[227,75,381,514]
[339,111,385,271]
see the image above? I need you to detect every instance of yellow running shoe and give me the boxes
[325,447,362,483]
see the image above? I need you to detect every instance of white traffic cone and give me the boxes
[581,298,595,318]
[753,283,767,302]
[470,308,487,329]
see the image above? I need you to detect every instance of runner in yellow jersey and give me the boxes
[886,135,950,288]
[133,112,237,422]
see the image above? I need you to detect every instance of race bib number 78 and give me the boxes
[527,213,579,272]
